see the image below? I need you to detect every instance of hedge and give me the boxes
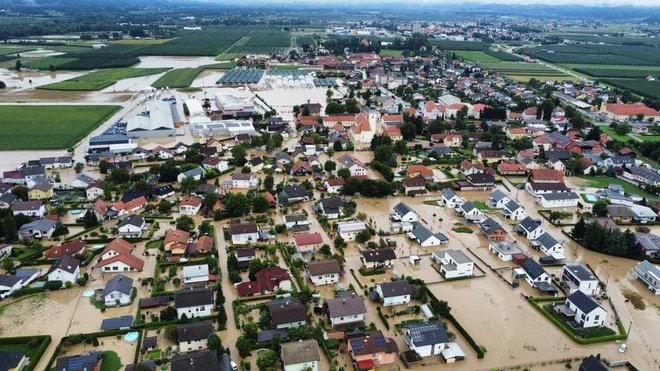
[528,299,627,344]
[358,268,386,276]
[376,307,390,330]
[349,269,364,289]
[0,335,51,371]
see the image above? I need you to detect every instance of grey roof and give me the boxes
[174,288,213,308]
[307,260,342,276]
[22,166,45,176]
[266,298,307,325]
[393,202,415,217]
[257,329,289,343]
[55,351,103,371]
[48,255,80,275]
[564,263,597,282]
[0,351,26,370]
[119,214,145,228]
[14,268,39,281]
[480,218,503,234]
[521,259,547,279]
[518,217,541,233]
[182,167,205,178]
[579,355,608,371]
[504,200,522,212]
[284,214,308,223]
[490,189,508,202]
[361,248,397,262]
[405,322,449,347]
[539,192,579,201]
[443,249,472,264]
[171,350,218,371]
[607,205,634,218]
[633,260,660,278]
[75,173,95,185]
[0,275,22,287]
[100,315,134,330]
[178,320,213,342]
[280,339,320,366]
[460,201,476,213]
[0,193,17,205]
[411,223,447,243]
[282,184,308,198]
[102,274,133,297]
[442,188,457,200]
[18,218,57,233]
[634,233,660,254]
[378,280,413,298]
[534,232,560,249]
[326,296,367,317]
[629,166,660,184]
[12,200,43,211]
[568,290,602,314]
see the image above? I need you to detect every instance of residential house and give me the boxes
[102,274,133,307]
[118,215,146,238]
[266,298,308,329]
[432,249,474,279]
[280,184,309,204]
[455,201,484,222]
[177,167,205,183]
[28,182,54,200]
[235,247,256,269]
[46,255,80,286]
[164,229,191,255]
[247,157,264,173]
[281,339,320,371]
[441,188,463,208]
[404,322,450,357]
[178,321,213,353]
[230,223,259,245]
[17,218,58,241]
[518,259,553,292]
[631,260,659,295]
[454,173,495,191]
[201,157,229,172]
[86,180,105,200]
[324,178,345,194]
[174,288,213,319]
[283,214,312,231]
[391,202,418,222]
[479,218,507,241]
[44,239,85,260]
[12,201,46,217]
[97,242,144,273]
[516,217,544,240]
[629,204,657,223]
[532,232,565,256]
[404,177,427,195]
[360,249,396,269]
[409,222,448,247]
[0,193,16,209]
[236,266,292,297]
[318,197,346,219]
[72,173,95,189]
[561,291,608,328]
[230,173,257,189]
[489,241,524,262]
[487,189,510,209]
[171,350,219,371]
[306,260,342,286]
[179,196,203,216]
[537,192,580,208]
[337,154,368,177]
[407,165,434,182]
[502,200,526,221]
[294,232,324,253]
[326,295,367,327]
[55,352,102,371]
[376,281,412,306]
[183,264,210,284]
[562,263,600,296]
[337,221,367,241]
[347,330,398,368]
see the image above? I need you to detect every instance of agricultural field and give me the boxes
[600,78,660,100]
[480,61,571,81]
[138,27,252,56]
[599,125,634,142]
[0,45,35,55]
[151,62,234,88]
[0,105,121,150]
[38,68,169,90]
[547,34,660,47]
[572,66,660,79]
[429,39,489,50]
[380,49,404,56]
[451,50,502,63]
[524,44,660,66]
[22,57,78,70]
[223,29,292,55]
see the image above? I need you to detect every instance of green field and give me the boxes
[380,49,404,56]
[23,57,78,70]
[0,105,121,150]
[429,40,489,50]
[39,68,169,91]
[223,29,292,55]
[139,27,253,56]
[451,50,501,63]
[599,125,634,142]
[577,176,657,199]
[0,45,35,55]
[151,62,235,88]
[601,78,660,100]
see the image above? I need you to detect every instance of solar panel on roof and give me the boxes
[350,339,363,350]
[101,315,133,330]
[374,336,387,346]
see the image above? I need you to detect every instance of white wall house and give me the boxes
[281,340,320,371]
[391,202,419,222]
[441,188,463,208]
[337,221,367,241]
[326,296,367,327]
[175,289,213,319]
[532,232,565,256]
[564,291,608,328]
[631,260,660,295]
[537,192,580,208]
[230,223,259,245]
[178,321,213,353]
[562,263,600,296]
[404,322,450,357]
[502,200,526,221]
[376,281,412,306]
[432,250,474,279]
[487,189,511,209]
[306,260,341,286]
[102,274,133,307]
[488,241,522,261]
[516,217,544,241]
[455,201,483,222]
[46,256,80,287]
[183,264,210,284]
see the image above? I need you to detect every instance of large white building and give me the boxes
[376,280,412,307]
[562,263,600,296]
[174,288,213,319]
[215,93,257,117]
[126,100,176,138]
[337,221,367,241]
[190,119,256,138]
[563,291,608,328]
[432,249,474,279]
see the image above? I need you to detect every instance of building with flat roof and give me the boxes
[126,100,177,138]
[190,119,256,138]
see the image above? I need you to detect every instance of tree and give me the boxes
[1,257,14,273]
[333,140,343,151]
[355,230,372,243]
[158,200,172,214]
[571,218,586,240]
[263,174,274,191]
[248,258,267,281]
[207,333,222,352]
[319,244,331,256]
[11,186,28,201]
[236,336,252,357]
[108,168,130,184]
[180,176,197,194]
[199,220,213,236]
[256,350,278,371]
[325,102,345,115]
[324,160,336,173]
[3,216,17,243]
[231,145,248,166]
[83,211,99,228]
[160,307,177,322]
[614,123,631,135]
[159,161,180,182]
[252,195,270,213]
[175,216,195,231]
[593,200,609,217]
[400,122,416,140]
[224,193,252,217]
[14,60,22,72]
[337,168,350,179]
[585,126,602,141]
[0,81,5,89]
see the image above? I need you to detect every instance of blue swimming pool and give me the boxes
[583,194,598,202]
[70,209,82,215]
[124,332,139,342]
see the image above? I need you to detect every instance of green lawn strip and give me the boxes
[380,49,403,56]
[0,105,121,150]
[38,68,169,91]
[100,351,122,371]
[598,125,633,142]
[23,57,79,70]
[473,201,491,211]
[577,176,657,199]
[630,134,660,142]
[452,226,473,234]
[0,46,36,55]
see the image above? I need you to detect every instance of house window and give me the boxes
[594,315,599,321]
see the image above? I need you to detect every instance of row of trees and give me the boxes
[571,218,642,259]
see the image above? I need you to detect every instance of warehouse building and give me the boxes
[190,120,256,138]
[126,101,178,138]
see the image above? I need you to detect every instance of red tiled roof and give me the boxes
[498,162,526,172]
[294,232,323,246]
[531,169,563,182]
[407,165,433,177]
[382,114,404,122]
[179,196,202,208]
[326,177,345,187]
[164,229,190,245]
[97,253,144,271]
[605,103,659,117]
[44,239,85,259]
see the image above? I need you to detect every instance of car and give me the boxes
[516,183,525,189]
[231,361,238,370]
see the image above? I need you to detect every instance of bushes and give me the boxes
[376,307,390,330]
[358,268,385,276]
[0,335,51,371]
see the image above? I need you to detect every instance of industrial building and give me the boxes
[190,120,257,138]
[126,100,178,138]
[215,93,258,118]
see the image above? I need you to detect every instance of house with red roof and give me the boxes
[522,107,538,121]
[294,232,324,253]
[383,126,403,141]
[349,114,374,149]
[382,114,404,128]
[324,177,345,194]
[164,229,191,255]
[236,266,292,297]
[407,165,434,181]
[44,239,85,259]
[506,128,528,140]
[445,102,467,118]
[498,161,527,175]
[443,133,462,147]
[472,103,491,119]
[97,252,144,273]
[421,101,445,120]
[179,196,202,216]
[601,103,659,122]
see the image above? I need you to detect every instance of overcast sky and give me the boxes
[252,0,660,7]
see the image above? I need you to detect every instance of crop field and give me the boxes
[452,49,572,82]
[429,40,489,50]
[0,45,35,55]
[524,44,660,66]
[380,49,404,56]
[484,50,523,61]
[0,105,121,150]
[151,62,234,88]
[223,29,292,55]
[480,61,568,77]
[22,57,78,70]
[294,35,317,47]
[139,28,252,56]
[38,68,169,91]
[601,78,660,100]
[548,34,660,47]
[572,67,660,78]
[451,50,501,63]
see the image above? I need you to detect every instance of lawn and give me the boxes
[144,349,162,360]
[576,176,657,199]
[23,57,79,70]
[151,62,234,88]
[631,133,660,143]
[0,45,35,55]
[38,68,169,91]
[473,201,491,211]
[451,50,501,63]
[599,125,633,142]
[543,305,617,339]
[380,49,403,56]
[452,226,473,234]
[0,105,120,150]
[100,351,122,371]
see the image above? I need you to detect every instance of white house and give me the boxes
[563,291,608,328]
[71,173,95,189]
[432,249,474,279]
[326,296,367,327]
[441,188,463,208]
[487,189,510,209]
[532,232,565,256]
[178,196,202,216]
[283,214,312,230]
[230,173,257,189]
[117,215,146,238]
[102,274,133,307]
[455,201,483,222]
[536,192,580,208]
[562,263,600,296]
[0,276,22,299]
[360,249,397,269]
[175,288,213,319]
[235,247,256,268]
[502,200,526,221]
[306,260,342,286]
[337,221,367,241]
[518,259,552,290]
[230,223,259,245]
[376,280,412,306]
[178,321,213,353]
[404,322,450,357]
[324,178,345,194]
[391,202,418,222]
[18,219,58,241]
[318,197,345,219]
[281,340,320,371]
[516,217,544,241]
[337,154,368,177]
[183,264,210,284]
[12,201,46,218]
[86,180,104,200]
[489,241,523,262]
[177,167,205,183]
[631,260,660,295]
[409,223,448,247]
[46,255,80,287]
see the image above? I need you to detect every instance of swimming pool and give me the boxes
[82,290,95,298]
[70,209,82,215]
[124,332,139,342]
[583,194,598,202]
